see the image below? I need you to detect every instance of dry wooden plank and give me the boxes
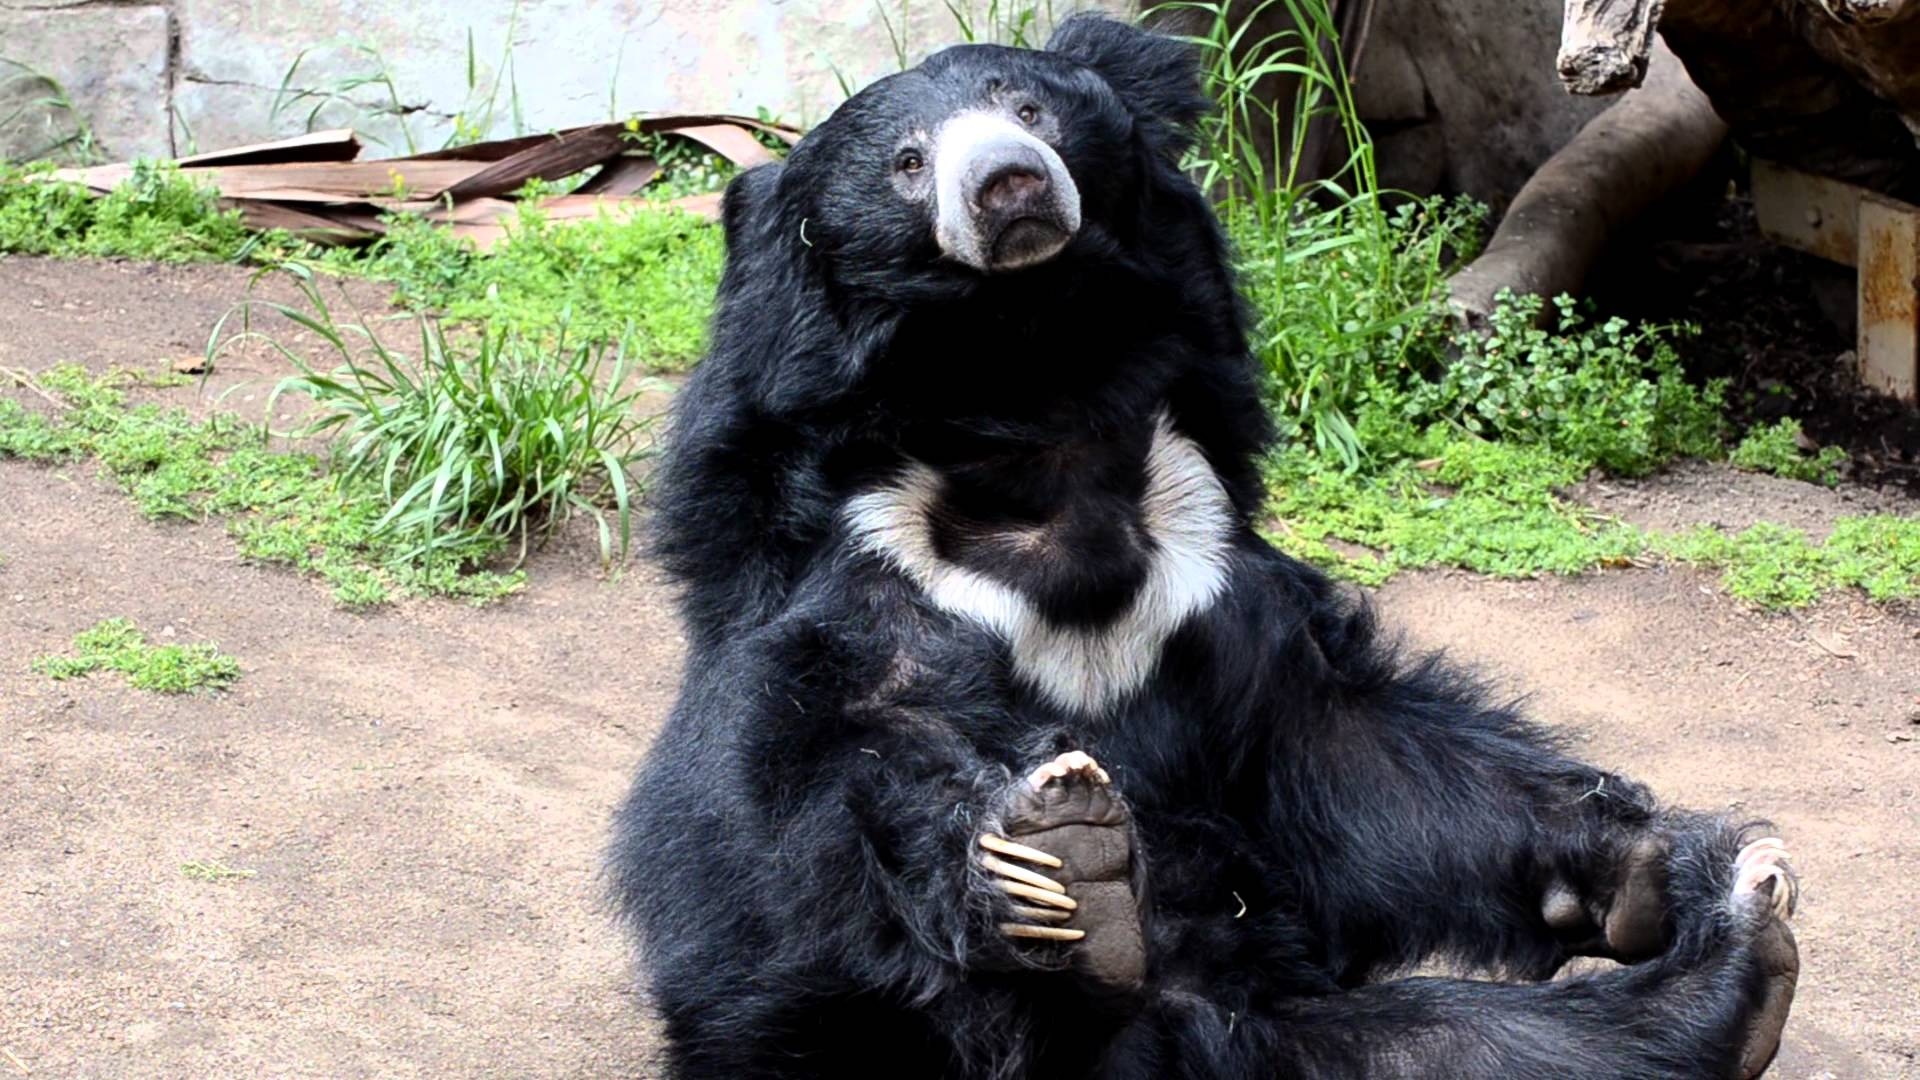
[225,200,380,241]
[174,159,492,201]
[631,113,804,146]
[47,162,132,194]
[437,126,630,202]
[179,129,361,168]
[573,154,661,196]
[1751,158,1864,266]
[1857,193,1920,403]
[666,192,724,219]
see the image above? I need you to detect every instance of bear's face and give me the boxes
[799,46,1110,275]
[756,15,1205,297]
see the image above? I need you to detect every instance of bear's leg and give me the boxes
[1103,840,1797,1080]
[1268,655,1800,991]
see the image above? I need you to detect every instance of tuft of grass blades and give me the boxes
[33,617,241,693]
[219,263,659,570]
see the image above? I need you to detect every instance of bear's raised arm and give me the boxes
[609,604,1069,1019]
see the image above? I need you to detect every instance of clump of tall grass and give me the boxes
[1155,0,1481,467]
[217,265,659,569]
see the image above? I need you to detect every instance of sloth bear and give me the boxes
[609,13,1801,1078]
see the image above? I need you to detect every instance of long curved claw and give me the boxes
[981,853,1066,894]
[979,833,1064,868]
[996,878,1078,910]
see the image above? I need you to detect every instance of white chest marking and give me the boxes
[843,415,1235,716]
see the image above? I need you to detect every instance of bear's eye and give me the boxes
[896,149,925,174]
[1017,104,1040,125]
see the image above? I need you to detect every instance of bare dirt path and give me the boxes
[0,257,1914,1077]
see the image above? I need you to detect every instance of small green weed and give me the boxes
[0,364,524,607]
[1264,433,1647,586]
[181,860,256,882]
[33,617,241,693]
[1730,418,1848,486]
[229,265,659,567]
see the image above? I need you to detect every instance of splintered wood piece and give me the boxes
[225,199,380,241]
[179,128,361,168]
[630,112,804,146]
[668,124,782,169]
[574,155,661,196]
[1559,0,1665,96]
[438,125,630,202]
[47,161,133,194]
[1001,923,1085,942]
[1858,194,1920,403]
[170,159,494,202]
[979,833,1064,868]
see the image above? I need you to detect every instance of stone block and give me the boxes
[0,4,171,162]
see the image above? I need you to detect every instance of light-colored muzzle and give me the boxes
[933,112,1083,272]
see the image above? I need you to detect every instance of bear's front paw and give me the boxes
[977,751,1146,995]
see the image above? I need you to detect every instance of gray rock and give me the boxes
[0,4,171,163]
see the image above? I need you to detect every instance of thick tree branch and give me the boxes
[1450,39,1727,328]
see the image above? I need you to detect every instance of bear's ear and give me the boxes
[1046,13,1206,149]
[719,161,785,250]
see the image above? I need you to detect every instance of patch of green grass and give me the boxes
[181,859,256,882]
[1264,432,1648,586]
[0,364,525,607]
[0,161,265,262]
[231,265,659,567]
[1730,418,1848,487]
[3,153,725,369]
[1663,516,1920,609]
[1255,281,1732,578]
[33,617,241,692]
[319,199,723,370]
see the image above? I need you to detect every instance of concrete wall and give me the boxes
[0,0,1124,162]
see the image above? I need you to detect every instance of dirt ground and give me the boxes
[1,257,1916,1078]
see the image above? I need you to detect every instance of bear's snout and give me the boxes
[974,149,1050,214]
[934,112,1082,273]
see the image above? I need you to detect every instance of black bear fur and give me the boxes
[609,14,1795,1078]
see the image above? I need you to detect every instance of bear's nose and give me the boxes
[975,150,1051,213]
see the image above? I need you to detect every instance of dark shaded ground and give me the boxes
[0,256,1915,1077]
[1592,189,1920,496]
